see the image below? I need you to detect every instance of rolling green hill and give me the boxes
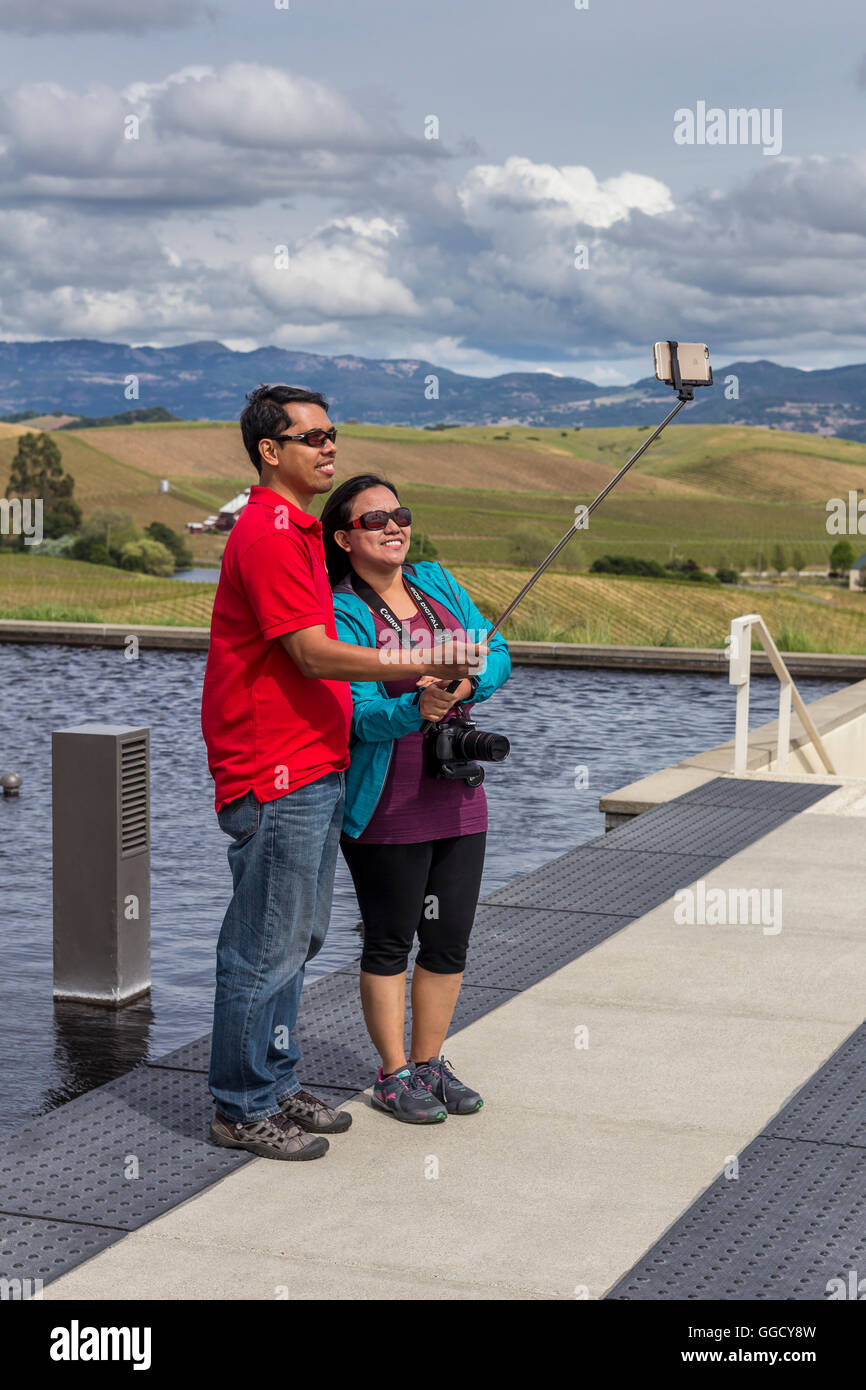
[2,420,865,648]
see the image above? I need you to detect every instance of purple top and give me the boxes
[352,590,488,845]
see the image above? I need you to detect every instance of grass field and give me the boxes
[1,418,865,648]
[0,555,217,626]
[3,554,866,654]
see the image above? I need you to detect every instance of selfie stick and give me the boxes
[419,343,709,732]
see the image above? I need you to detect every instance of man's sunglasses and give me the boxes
[273,427,338,448]
[348,507,412,531]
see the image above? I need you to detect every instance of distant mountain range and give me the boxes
[3,338,866,440]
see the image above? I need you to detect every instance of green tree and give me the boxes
[406,532,438,563]
[771,544,787,575]
[830,539,855,574]
[507,525,552,568]
[119,538,174,577]
[3,431,82,546]
[145,521,194,570]
[790,548,806,574]
[80,542,112,567]
[592,554,665,576]
[81,508,138,560]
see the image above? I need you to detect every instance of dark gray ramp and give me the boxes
[463,905,633,990]
[147,1034,212,1073]
[607,1135,866,1301]
[675,778,837,813]
[607,1022,866,1300]
[762,1022,866,1149]
[0,1067,252,1290]
[0,1066,251,1230]
[0,1214,122,1293]
[485,844,720,916]
[591,800,805,858]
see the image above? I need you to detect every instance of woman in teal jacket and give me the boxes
[321,473,511,1124]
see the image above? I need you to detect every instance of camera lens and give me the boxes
[454,728,510,763]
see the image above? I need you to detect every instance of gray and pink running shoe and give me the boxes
[371,1064,447,1124]
[413,1056,483,1115]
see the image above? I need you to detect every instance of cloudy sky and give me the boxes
[0,0,863,382]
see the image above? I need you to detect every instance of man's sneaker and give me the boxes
[414,1056,483,1115]
[371,1064,447,1124]
[209,1109,329,1160]
[280,1088,352,1134]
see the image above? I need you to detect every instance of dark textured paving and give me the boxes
[675,777,837,813]
[0,1214,122,1293]
[607,1134,866,1301]
[1,773,852,1295]
[147,1033,213,1074]
[607,1022,866,1300]
[591,800,804,858]
[484,844,721,916]
[0,1067,252,1289]
[464,905,633,990]
[762,1022,866,1150]
[0,1066,251,1230]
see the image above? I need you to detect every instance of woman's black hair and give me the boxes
[319,474,400,587]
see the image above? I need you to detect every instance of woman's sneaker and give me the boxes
[413,1056,483,1115]
[210,1109,329,1160]
[371,1064,447,1124]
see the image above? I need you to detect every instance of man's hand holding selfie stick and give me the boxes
[280,625,487,686]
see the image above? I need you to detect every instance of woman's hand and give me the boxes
[416,676,472,722]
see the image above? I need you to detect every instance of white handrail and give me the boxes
[727,614,836,777]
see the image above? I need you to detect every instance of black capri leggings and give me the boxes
[340,832,486,976]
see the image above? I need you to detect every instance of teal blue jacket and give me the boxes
[332,562,511,838]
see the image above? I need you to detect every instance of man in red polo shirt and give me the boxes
[201,384,483,1161]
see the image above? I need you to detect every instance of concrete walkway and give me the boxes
[44,791,866,1301]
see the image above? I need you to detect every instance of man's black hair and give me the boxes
[319,474,400,587]
[239,384,330,474]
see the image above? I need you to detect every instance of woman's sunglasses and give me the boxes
[274,427,338,448]
[347,506,412,531]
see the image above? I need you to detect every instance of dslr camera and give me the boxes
[426,716,510,788]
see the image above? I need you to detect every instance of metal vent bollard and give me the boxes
[52,724,151,1006]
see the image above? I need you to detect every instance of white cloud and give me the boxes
[251,217,420,321]
[451,154,675,299]
[153,63,404,153]
[458,155,673,232]
[3,94,866,369]
[0,64,437,207]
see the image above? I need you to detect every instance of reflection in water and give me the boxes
[0,642,847,1126]
[44,997,156,1112]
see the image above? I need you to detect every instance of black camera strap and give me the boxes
[349,568,451,650]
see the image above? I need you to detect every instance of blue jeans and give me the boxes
[208,771,345,1123]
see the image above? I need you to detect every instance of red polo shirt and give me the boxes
[201,485,352,811]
